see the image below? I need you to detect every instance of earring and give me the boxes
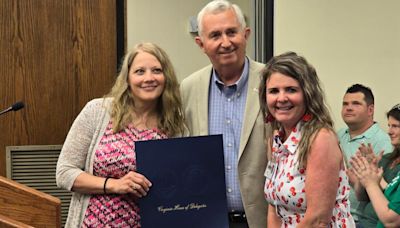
[302,113,312,122]
[265,113,275,123]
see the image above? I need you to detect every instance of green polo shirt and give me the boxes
[359,153,400,227]
[337,122,393,221]
[377,172,400,228]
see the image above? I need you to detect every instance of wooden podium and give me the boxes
[0,176,61,227]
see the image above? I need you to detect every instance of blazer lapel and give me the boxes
[238,60,263,158]
[196,66,212,135]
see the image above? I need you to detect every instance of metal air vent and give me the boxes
[6,145,71,227]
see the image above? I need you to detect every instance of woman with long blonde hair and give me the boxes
[56,42,185,227]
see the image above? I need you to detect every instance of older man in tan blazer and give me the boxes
[180,1,268,227]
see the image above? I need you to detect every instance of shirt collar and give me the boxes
[345,122,380,141]
[211,57,249,92]
[273,121,303,155]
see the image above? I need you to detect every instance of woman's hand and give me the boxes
[351,153,400,227]
[346,166,358,186]
[350,154,383,189]
[108,171,152,198]
[356,143,384,165]
[346,166,369,201]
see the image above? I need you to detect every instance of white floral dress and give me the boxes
[264,122,355,228]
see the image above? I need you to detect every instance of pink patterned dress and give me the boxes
[82,122,167,228]
[264,122,355,228]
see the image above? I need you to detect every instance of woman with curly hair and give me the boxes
[260,52,355,227]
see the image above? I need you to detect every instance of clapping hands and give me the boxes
[347,143,384,188]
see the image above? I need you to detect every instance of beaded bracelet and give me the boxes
[103,177,110,194]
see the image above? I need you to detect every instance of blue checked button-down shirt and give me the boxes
[208,58,249,212]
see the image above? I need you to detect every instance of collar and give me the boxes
[273,121,303,155]
[212,57,249,92]
[345,122,381,141]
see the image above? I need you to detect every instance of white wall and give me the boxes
[127,0,400,130]
[127,0,253,82]
[275,0,400,130]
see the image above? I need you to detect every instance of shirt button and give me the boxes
[227,165,231,170]
[227,98,231,102]
[227,188,232,193]
[228,143,232,147]
[237,92,240,97]
[226,119,231,124]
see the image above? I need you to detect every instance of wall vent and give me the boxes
[6,145,71,227]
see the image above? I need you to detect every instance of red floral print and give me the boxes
[264,121,354,227]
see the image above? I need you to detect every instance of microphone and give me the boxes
[0,101,25,116]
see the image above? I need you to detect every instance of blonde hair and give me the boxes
[105,42,185,136]
[259,52,334,168]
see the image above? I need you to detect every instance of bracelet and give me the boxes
[103,177,110,194]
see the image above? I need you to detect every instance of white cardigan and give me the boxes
[56,98,112,228]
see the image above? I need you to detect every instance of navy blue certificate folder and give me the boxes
[136,135,229,228]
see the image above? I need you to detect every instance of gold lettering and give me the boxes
[157,206,174,213]
[189,203,207,210]
[157,203,208,214]
[174,204,185,210]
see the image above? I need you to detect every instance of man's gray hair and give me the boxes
[197,0,246,37]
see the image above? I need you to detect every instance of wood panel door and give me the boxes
[0,0,125,176]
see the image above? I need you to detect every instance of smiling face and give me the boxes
[195,8,250,71]
[266,72,306,133]
[128,51,165,107]
[388,116,400,147]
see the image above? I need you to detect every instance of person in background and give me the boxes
[349,104,400,228]
[261,52,355,227]
[337,83,392,225]
[56,42,185,227]
[180,0,268,227]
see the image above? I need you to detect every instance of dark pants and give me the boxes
[228,212,248,228]
[229,221,249,228]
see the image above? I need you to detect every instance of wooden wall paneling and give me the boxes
[0,0,123,176]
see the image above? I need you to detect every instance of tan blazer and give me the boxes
[180,58,269,228]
